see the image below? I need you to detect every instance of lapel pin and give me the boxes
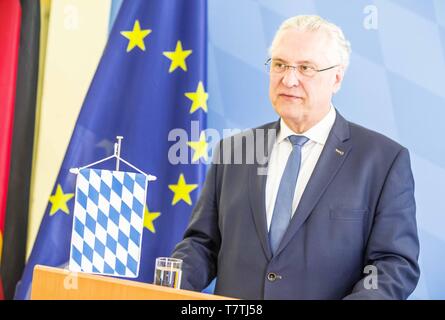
[335,148,344,156]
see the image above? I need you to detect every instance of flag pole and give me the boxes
[69,136,157,181]
[115,136,123,171]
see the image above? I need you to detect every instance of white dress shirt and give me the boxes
[265,106,336,231]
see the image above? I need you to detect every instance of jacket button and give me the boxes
[267,272,277,282]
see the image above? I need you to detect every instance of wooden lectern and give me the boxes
[31,265,233,300]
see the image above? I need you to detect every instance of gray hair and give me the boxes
[269,15,352,69]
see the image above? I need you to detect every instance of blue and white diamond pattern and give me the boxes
[69,168,147,277]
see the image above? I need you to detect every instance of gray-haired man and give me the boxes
[172,15,420,300]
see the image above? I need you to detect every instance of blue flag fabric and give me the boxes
[15,0,207,299]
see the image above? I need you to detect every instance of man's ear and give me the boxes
[332,66,345,94]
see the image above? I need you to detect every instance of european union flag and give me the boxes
[15,0,207,299]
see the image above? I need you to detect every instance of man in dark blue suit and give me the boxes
[172,15,420,299]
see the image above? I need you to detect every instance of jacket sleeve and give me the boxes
[171,144,222,291]
[343,148,420,299]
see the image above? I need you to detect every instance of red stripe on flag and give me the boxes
[0,0,21,299]
[0,0,21,233]
[0,274,4,300]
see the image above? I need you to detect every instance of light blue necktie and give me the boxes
[269,135,309,255]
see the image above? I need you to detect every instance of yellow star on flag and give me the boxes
[168,173,198,206]
[187,131,208,163]
[184,81,208,113]
[143,206,161,233]
[49,184,74,216]
[163,40,192,73]
[120,20,152,52]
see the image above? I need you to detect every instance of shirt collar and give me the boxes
[277,105,336,146]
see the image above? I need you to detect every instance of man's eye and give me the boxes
[273,62,285,69]
[299,65,311,71]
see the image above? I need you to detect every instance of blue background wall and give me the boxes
[207,0,445,299]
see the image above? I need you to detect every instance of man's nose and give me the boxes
[281,68,300,87]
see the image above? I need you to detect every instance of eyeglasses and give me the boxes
[265,58,339,77]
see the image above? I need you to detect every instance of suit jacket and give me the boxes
[172,110,420,299]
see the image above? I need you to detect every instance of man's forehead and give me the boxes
[271,28,333,63]
[276,28,330,45]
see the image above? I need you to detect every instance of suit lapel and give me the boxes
[248,121,279,261]
[275,111,352,257]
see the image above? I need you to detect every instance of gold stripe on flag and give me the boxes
[27,0,111,258]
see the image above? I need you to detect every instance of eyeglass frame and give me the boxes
[265,58,339,77]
